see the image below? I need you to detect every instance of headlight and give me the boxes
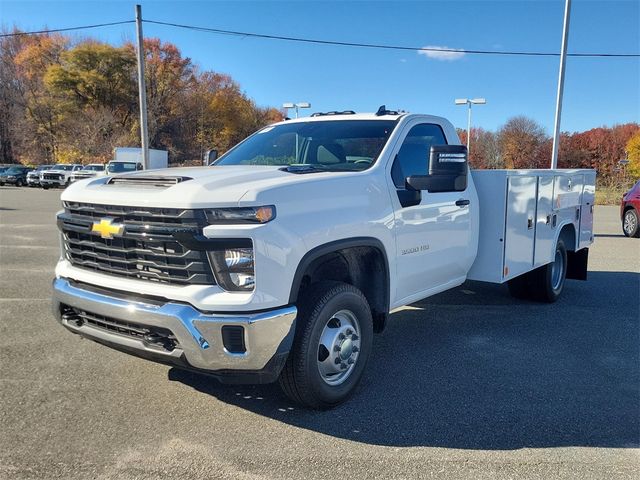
[205,206,275,224]
[207,247,255,292]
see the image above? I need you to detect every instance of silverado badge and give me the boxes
[91,218,124,239]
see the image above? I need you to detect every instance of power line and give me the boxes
[2,17,638,58]
[144,19,640,58]
[0,21,135,38]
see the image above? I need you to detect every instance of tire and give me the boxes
[622,208,640,238]
[16,179,23,187]
[42,185,49,190]
[279,281,373,409]
[530,239,568,303]
[508,240,568,303]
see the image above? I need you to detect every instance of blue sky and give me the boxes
[1,0,638,133]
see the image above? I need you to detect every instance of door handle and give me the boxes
[455,199,470,207]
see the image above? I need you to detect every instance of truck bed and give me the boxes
[467,169,596,284]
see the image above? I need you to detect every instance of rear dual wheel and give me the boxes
[507,239,567,303]
[279,281,373,409]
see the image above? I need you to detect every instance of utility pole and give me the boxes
[135,4,149,169]
[550,0,571,169]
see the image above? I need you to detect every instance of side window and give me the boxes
[391,123,447,189]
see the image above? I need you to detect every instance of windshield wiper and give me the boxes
[279,164,328,174]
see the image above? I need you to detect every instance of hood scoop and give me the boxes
[107,176,192,187]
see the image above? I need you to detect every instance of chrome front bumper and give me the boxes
[41,179,65,186]
[52,278,297,376]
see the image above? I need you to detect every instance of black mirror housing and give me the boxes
[405,145,468,192]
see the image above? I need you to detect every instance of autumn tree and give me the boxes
[3,31,68,163]
[126,39,196,158]
[458,127,502,169]
[498,116,547,169]
[626,131,640,179]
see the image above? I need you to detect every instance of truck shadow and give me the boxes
[169,270,639,450]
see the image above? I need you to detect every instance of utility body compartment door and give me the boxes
[534,175,555,267]
[503,176,537,279]
[579,172,596,248]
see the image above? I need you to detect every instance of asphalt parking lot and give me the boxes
[1,186,638,479]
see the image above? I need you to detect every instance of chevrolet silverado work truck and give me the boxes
[52,109,596,408]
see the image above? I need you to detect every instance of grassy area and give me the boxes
[596,185,626,205]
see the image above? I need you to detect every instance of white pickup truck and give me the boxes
[52,109,595,408]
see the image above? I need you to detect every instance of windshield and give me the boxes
[215,120,396,171]
[83,165,104,171]
[35,165,52,172]
[53,165,74,171]
[107,162,137,173]
[6,167,26,174]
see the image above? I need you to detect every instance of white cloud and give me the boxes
[417,45,466,61]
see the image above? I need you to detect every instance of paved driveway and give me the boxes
[1,187,638,479]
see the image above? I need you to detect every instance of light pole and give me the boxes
[283,102,311,161]
[551,0,571,169]
[455,98,486,154]
[282,102,311,119]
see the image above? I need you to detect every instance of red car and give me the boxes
[621,179,640,237]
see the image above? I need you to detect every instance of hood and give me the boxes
[61,165,340,208]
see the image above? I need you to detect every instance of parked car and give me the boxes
[27,165,54,187]
[40,164,83,189]
[70,163,106,183]
[621,179,640,237]
[0,165,33,187]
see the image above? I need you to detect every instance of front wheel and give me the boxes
[16,179,24,187]
[623,209,640,238]
[279,281,373,409]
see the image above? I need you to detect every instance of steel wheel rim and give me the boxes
[551,249,564,291]
[624,212,636,235]
[317,309,361,386]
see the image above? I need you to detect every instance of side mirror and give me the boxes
[406,145,468,192]
[136,163,143,170]
[205,149,218,166]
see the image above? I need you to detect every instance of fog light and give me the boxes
[208,246,255,292]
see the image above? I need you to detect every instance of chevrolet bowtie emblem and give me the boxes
[91,217,124,239]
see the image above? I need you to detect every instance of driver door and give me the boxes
[390,122,473,303]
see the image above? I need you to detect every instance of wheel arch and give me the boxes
[288,237,390,333]
[555,222,577,253]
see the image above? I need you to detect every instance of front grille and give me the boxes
[44,173,62,180]
[59,202,216,285]
[60,304,179,352]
